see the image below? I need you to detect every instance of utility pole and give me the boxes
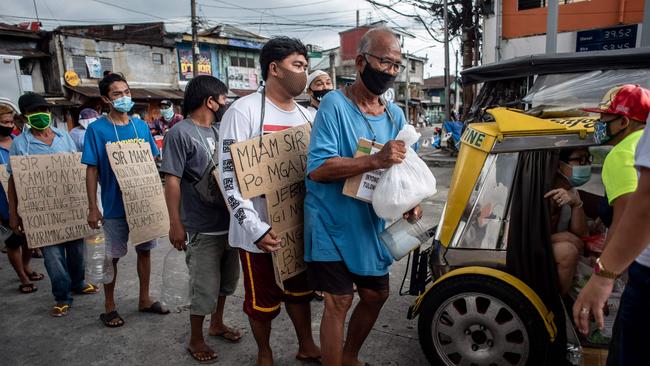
[191,0,199,78]
[455,49,460,116]
[405,55,410,124]
[546,0,559,54]
[356,10,360,27]
[443,0,450,122]
[329,51,337,89]
[643,0,650,47]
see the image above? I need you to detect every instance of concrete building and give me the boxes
[422,76,463,124]
[49,23,183,124]
[173,24,267,97]
[483,0,647,64]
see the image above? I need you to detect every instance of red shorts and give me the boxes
[239,249,313,321]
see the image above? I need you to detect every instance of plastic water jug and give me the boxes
[161,247,190,312]
[380,218,434,260]
[84,230,114,284]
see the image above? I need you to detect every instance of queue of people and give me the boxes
[2,26,650,366]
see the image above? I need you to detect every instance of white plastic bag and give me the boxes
[372,125,437,220]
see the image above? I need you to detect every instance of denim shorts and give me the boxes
[103,218,157,258]
[186,233,240,316]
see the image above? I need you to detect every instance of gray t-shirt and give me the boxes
[633,125,650,267]
[160,119,229,233]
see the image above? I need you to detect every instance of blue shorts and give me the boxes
[103,218,157,258]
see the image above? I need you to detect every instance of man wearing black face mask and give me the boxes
[306,70,334,120]
[305,27,422,366]
[218,37,320,366]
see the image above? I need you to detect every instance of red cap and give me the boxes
[583,84,650,123]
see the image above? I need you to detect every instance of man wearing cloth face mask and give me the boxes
[544,148,592,294]
[305,70,334,120]
[70,108,100,151]
[150,99,183,136]
[305,27,422,366]
[7,93,99,317]
[82,73,168,328]
[218,36,320,366]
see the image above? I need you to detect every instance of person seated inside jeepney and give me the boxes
[545,148,592,294]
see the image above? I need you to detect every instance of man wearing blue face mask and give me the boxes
[545,148,593,294]
[82,73,167,328]
[149,99,183,136]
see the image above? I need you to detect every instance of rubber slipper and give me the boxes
[51,304,69,317]
[19,283,37,294]
[100,310,125,327]
[210,328,243,343]
[187,348,218,364]
[139,301,170,314]
[28,271,44,281]
[76,283,100,294]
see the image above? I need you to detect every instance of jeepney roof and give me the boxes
[463,108,597,153]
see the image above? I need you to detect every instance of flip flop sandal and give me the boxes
[295,355,321,364]
[187,348,218,364]
[210,329,243,343]
[100,311,125,327]
[51,304,69,317]
[28,271,44,281]
[19,283,38,294]
[76,283,100,294]
[139,301,170,314]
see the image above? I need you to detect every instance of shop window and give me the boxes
[230,56,239,66]
[99,57,112,73]
[152,53,163,65]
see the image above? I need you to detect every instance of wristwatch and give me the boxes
[594,257,620,279]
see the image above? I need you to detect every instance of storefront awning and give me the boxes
[65,85,184,100]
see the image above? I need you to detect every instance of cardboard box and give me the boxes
[581,347,608,366]
[342,139,384,203]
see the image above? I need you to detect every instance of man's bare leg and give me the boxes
[208,295,242,341]
[103,258,122,326]
[342,288,389,366]
[320,293,353,366]
[249,317,274,366]
[136,250,153,308]
[188,314,217,362]
[285,301,321,359]
[7,246,30,285]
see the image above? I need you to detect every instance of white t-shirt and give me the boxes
[218,91,311,253]
[307,106,318,121]
[633,124,650,267]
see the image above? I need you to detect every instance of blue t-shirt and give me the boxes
[0,145,10,221]
[81,117,159,219]
[7,127,77,174]
[304,90,405,276]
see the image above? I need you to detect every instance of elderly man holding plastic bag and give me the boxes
[304,27,436,366]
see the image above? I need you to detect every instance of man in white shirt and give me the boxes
[305,70,333,120]
[218,36,320,366]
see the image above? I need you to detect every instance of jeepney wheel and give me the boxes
[418,275,549,366]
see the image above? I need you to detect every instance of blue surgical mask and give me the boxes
[565,163,592,187]
[112,96,134,113]
[160,107,174,121]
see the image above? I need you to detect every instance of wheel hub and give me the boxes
[431,293,529,366]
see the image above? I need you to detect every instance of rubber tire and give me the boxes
[417,274,550,366]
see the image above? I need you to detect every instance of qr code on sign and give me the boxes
[223,159,234,172]
[222,139,235,153]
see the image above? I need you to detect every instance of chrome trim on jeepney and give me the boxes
[443,248,507,268]
[491,134,595,153]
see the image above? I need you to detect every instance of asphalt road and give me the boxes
[0,152,454,366]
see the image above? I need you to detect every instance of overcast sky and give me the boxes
[2,0,462,78]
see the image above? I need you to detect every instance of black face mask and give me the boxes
[213,103,228,123]
[311,89,332,102]
[360,60,396,95]
[0,126,12,136]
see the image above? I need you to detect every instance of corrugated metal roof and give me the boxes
[65,85,183,100]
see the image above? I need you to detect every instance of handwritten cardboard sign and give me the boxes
[343,139,384,202]
[266,181,305,233]
[0,164,9,193]
[106,142,169,245]
[272,224,307,288]
[230,124,310,200]
[10,153,93,248]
